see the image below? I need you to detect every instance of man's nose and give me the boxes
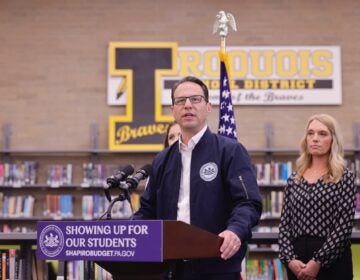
[184,98,192,107]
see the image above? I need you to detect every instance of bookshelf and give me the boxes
[0,233,112,280]
[0,232,36,279]
[0,150,152,233]
[1,123,360,279]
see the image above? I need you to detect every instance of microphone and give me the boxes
[104,165,134,202]
[121,164,152,190]
[105,165,134,192]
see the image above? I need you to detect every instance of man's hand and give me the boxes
[218,230,241,260]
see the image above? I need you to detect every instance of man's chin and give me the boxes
[181,124,198,131]
[180,121,195,127]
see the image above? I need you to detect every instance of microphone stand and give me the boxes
[92,184,132,279]
[105,183,132,220]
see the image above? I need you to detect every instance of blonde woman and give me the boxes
[279,114,356,280]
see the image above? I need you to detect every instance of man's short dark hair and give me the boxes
[171,76,209,105]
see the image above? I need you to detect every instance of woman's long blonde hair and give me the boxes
[295,114,345,183]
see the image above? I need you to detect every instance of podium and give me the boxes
[96,220,223,279]
[37,220,223,280]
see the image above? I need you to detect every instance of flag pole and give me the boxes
[221,37,226,53]
[213,10,238,140]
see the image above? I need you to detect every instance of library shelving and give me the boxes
[0,147,154,233]
[1,123,360,279]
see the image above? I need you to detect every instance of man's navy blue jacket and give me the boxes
[133,129,262,273]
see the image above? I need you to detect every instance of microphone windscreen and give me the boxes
[122,165,135,176]
[140,164,152,177]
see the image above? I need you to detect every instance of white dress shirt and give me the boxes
[177,125,207,224]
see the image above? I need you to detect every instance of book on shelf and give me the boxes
[31,250,47,280]
[253,226,279,233]
[0,161,38,186]
[0,249,21,280]
[248,243,279,252]
[1,224,35,233]
[66,261,112,280]
[0,164,3,185]
[47,164,73,186]
[93,194,106,219]
[0,195,35,218]
[95,262,113,280]
[82,195,94,220]
[345,158,360,185]
[1,251,7,280]
[43,194,73,218]
[273,258,285,280]
[82,163,123,187]
[82,194,109,220]
[356,192,360,217]
[0,192,3,217]
[255,161,292,185]
[244,257,285,280]
[261,191,284,219]
[8,248,18,280]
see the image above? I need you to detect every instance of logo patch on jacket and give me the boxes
[199,162,218,182]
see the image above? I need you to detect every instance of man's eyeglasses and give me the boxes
[173,95,207,106]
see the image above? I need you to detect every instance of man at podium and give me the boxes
[133,76,262,279]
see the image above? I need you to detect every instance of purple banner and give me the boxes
[36,220,163,262]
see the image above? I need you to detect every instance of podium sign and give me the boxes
[36,220,163,262]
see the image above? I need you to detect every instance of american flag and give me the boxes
[218,51,237,140]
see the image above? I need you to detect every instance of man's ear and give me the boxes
[207,102,212,113]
